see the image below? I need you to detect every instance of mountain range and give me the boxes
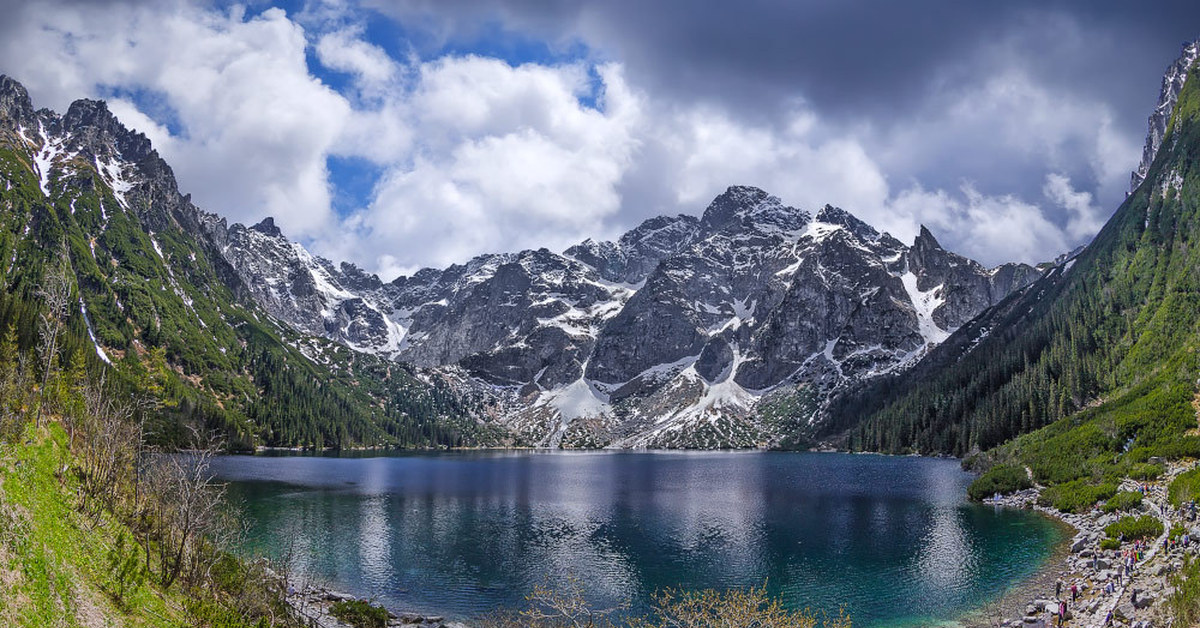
[2,37,1196,453]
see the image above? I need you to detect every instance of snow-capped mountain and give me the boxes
[214,185,1040,448]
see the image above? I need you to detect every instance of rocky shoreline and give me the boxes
[963,464,1198,628]
[285,586,469,628]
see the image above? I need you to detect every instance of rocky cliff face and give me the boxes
[1131,39,1200,192]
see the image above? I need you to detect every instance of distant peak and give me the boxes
[913,225,942,250]
[0,74,34,123]
[700,185,786,231]
[815,204,878,240]
[250,217,284,238]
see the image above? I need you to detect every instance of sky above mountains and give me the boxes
[0,0,1198,278]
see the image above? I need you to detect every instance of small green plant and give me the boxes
[330,599,390,628]
[106,531,147,610]
[1101,491,1143,513]
[1100,538,1121,551]
[1104,515,1164,542]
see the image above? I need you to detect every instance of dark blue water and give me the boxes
[212,451,1065,627]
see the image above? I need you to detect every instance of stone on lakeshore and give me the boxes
[1096,558,1111,570]
[397,612,424,623]
[1080,549,1094,558]
[1071,537,1088,553]
[324,590,356,602]
[1133,593,1155,609]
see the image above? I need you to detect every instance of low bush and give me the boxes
[1169,467,1200,507]
[1100,538,1121,551]
[1101,491,1143,513]
[967,464,1032,501]
[1037,480,1118,513]
[330,600,389,628]
[1128,463,1165,481]
[1103,515,1163,542]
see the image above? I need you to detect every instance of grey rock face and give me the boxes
[1131,39,1200,192]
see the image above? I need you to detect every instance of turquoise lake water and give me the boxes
[211,451,1065,626]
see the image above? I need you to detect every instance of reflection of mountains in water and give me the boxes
[215,452,1065,624]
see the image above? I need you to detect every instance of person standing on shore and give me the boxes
[1070,583,1078,604]
[1057,600,1066,627]
[1056,579,1062,598]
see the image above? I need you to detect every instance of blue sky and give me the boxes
[1,0,1198,278]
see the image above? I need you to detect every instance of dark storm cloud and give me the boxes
[367,0,1200,263]
[372,0,1200,123]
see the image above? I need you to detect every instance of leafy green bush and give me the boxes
[1104,515,1164,542]
[330,599,389,628]
[1100,538,1121,551]
[1101,491,1143,513]
[1129,463,1165,481]
[1037,480,1118,513]
[1170,467,1200,507]
[967,464,1033,501]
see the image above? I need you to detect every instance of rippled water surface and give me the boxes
[212,451,1064,626]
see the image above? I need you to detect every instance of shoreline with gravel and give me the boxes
[959,463,1198,628]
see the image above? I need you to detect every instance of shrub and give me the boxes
[330,600,389,628]
[634,585,850,628]
[967,464,1032,501]
[1129,463,1165,481]
[1104,515,1164,542]
[1037,480,1118,513]
[1100,538,1121,551]
[1169,467,1200,507]
[1101,491,1143,513]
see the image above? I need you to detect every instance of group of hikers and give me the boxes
[1040,529,1195,627]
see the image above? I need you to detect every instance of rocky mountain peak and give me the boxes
[250,216,284,238]
[0,75,34,125]
[699,185,775,231]
[61,97,155,162]
[1131,38,1200,192]
[912,225,942,251]
[815,204,879,241]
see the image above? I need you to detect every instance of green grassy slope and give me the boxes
[1,424,197,627]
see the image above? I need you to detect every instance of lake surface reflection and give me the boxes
[213,451,1064,627]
